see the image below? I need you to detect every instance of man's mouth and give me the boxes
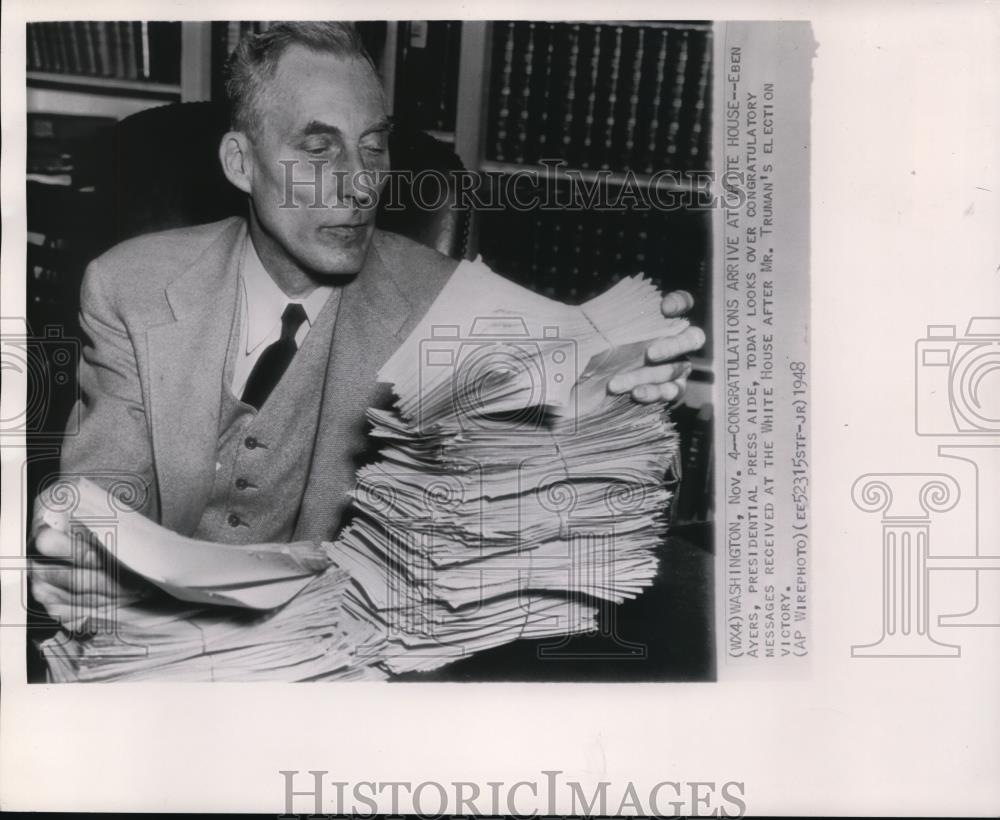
[320,223,370,243]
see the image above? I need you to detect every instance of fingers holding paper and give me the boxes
[607,290,705,404]
[608,359,695,404]
[30,524,148,631]
[659,288,696,318]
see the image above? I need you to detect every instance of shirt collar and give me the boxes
[240,236,333,354]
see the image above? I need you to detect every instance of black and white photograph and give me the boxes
[1,1,997,816]
[20,19,719,683]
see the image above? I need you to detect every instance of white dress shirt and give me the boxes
[230,237,333,398]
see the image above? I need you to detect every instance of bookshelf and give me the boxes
[434,20,716,526]
[442,21,713,362]
[26,22,212,118]
[23,19,714,526]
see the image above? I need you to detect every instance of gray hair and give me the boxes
[224,22,378,137]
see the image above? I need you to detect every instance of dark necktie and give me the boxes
[241,303,308,410]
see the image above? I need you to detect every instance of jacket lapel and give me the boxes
[295,234,414,541]
[145,218,246,535]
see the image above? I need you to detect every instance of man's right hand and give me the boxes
[30,524,149,633]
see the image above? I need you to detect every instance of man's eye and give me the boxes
[361,142,387,155]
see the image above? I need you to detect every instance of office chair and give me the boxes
[105,101,472,260]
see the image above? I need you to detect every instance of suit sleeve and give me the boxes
[55,259,160,522]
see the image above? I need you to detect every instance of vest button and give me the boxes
[235,478,249,490]
[244,436,259,449]
[227,513,241,527]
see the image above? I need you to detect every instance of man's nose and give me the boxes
[334,149,379,209]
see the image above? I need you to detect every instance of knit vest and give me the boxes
[191,288,341,544]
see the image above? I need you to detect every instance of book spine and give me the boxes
[118,21,137,79]
[77,21,95,75]
[436,21,460,132]
[139,21,150,79]
[512,22,537,165]
[573,24,603,170]
[544,24,568,164]
[595,24,625,171]
[615,25,642,171]
[640,27,670,174]
[105,22,121,78]
[88,22,106,75]
[55,23,71,73]
[556,24,582,167]
[433,21,457,132]
[59,23,75,73]
[490,22,517,162]
[34,24,50,71]
[26,24,41,70]
[136,22,148,80]
[531,23,557,162]
[664,29,689,165]
[503,23,530,163]
[396,22,427,128]
[39,24,54,72]
[56,23,76,74]
[688,29,713,167]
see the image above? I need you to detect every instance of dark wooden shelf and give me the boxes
[27,71,182,101]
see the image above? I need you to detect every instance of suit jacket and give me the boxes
[60,216,459,542]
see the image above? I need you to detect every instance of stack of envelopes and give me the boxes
[37,261,684,681]
[332,260,684,674]
[36,479,387,682]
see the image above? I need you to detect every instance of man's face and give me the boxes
[246,46,390,277]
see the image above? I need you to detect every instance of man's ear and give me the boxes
[219,131,253,195]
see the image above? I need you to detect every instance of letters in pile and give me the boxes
[38,261,684,680]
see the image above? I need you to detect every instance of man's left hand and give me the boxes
[607,290,705,405]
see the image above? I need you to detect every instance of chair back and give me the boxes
[106,101,471,259]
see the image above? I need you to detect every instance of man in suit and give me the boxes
[30,23,704,627]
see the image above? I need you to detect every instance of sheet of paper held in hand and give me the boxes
[35,261,687,681]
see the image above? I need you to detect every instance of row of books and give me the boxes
[393,21,462,133]
[478,202,710,339]
[26,22,182,84]
[487,22,713,173]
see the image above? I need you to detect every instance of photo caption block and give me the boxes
[714,22,814,675]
